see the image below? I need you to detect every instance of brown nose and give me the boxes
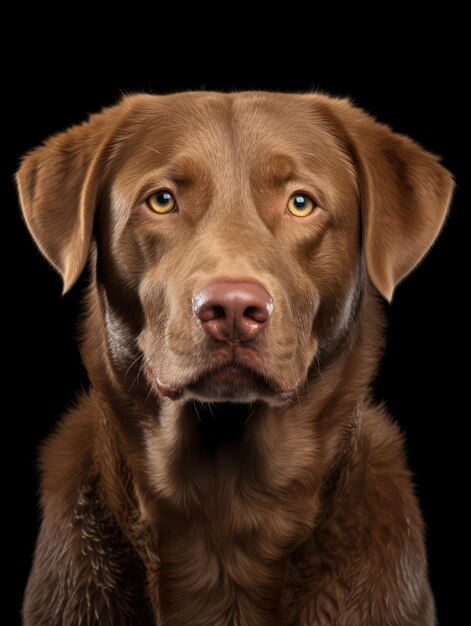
[193,280,273,342]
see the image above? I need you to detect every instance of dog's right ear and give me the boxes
[16,101,130,293]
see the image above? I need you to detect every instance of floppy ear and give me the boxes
[16,103,127,293]
[331,99,454,301]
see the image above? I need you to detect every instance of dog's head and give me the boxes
[16,92,453,407]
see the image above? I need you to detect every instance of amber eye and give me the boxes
[287,193,315,217]
[146,190,177,214]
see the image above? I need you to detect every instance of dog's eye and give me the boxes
[287,194,315,217]
[146,191,177,214]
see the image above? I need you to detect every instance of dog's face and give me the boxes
[16,92,453,407]
[100,93,362,406]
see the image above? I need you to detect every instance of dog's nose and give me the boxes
[193,280,273,342]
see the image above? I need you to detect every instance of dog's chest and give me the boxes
[154,502,295,625]
[143,406,321,624]
[149,456,319,626]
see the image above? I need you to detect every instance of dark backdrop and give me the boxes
[6,40,467,625]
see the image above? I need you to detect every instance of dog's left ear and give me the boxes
[329,98,455,301]
[15,101,131,293]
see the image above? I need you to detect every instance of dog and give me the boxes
[16,91,453,625]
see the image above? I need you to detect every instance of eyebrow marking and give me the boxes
[255,153,298,187]
[165,156,210,187]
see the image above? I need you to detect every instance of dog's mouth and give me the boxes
[155,362,296,407]
[187,364,272,401]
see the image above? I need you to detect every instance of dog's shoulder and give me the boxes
[38,391,98,508]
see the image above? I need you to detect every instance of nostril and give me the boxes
[244,306,268,323]
[212,305,225,320]
[196,303,226,323]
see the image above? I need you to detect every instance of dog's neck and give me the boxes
[84,285,384,624]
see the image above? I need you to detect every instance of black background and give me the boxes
[5,31,467,625]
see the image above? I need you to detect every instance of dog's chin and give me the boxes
[154,365,297,408]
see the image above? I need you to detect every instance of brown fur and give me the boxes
[16,92,454,625]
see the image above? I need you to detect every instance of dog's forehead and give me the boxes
[113,92,355,198]
[120,93,345,161]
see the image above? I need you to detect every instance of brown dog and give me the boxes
[16,92,453,626]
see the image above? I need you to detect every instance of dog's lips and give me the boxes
[154,379,181,400]
[153,367,256,401]
[154,363,294,405]
[183,364,268,398]
[195,365,259,386]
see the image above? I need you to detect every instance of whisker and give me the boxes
[192,401,202,421]
[128,354,147,391]
[244,402,256,425]
[125,353,145,386]
[144,379,157,407]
